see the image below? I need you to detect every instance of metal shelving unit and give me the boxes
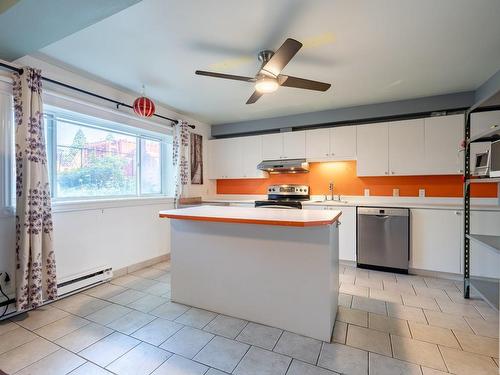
[463,91,500,310]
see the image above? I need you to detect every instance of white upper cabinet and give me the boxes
[283,131,306,159]
[388,119,425,176]
[306,128,330,159]
[262,133,283,160]
[262,131,306,160]
[306,126,356,161]
[241,136,266,178]
[424,114,463,175]
[331,125,357,160]
[210,114,465,179]
[220,138,242,179]
[356,122,389,176]
[208,139,226,179]
[208,135,265,179]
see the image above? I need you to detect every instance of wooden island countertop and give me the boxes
[159,205,342,227]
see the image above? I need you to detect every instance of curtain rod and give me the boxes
[0,61,195,129]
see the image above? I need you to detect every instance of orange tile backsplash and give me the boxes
[216,161,498,198]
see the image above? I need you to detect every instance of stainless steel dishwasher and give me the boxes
[357,207,410,273]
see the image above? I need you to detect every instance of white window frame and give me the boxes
[0,80,14,216]
[45,106,172,202]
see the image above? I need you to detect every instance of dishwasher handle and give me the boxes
[357,207,409,217]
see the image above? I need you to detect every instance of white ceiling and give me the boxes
[38,0,500,124]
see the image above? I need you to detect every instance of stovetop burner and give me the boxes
[254,184,310,209]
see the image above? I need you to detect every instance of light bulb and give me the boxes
[255,77,279,94]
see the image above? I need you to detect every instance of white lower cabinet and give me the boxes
[306,205,356,262]
[410,209,462,274]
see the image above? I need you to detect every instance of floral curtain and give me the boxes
[13,67,57,311]
[172,120,190,205]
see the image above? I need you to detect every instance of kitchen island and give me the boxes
[159,205,341,341]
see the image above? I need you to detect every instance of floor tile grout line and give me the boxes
[3,322,108,375]
[271,328,285,352]
[66,361,88,375]
[436,344,451,373]
[229,342,253,373]
[104,338,171,375]
[7,263,497,375]
[449,329,464,351]
[283,354,294,375]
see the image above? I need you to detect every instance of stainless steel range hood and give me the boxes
[257,159,309,174]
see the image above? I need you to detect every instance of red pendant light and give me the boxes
[133,85,155,117]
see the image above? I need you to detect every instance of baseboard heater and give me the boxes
[57,266,113,297]
[1,266,113,320]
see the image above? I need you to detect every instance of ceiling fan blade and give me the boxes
[246,91,263,104]
[261,38,303,77]
[195,70,255,82]
[278,75,331,91]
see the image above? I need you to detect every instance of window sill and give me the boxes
[52,196,175,213]
[0,207,15,219]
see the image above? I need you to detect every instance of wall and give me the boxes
[52,202,172,280]
[212,92,474,137]
[217,161,498,198]
[0,56,213,300]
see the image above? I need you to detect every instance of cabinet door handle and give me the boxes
[325,153,329,156]
[455,211,462,216]
[391,171,395,175]
[384,171,389,175]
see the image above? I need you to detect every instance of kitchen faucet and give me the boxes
[328,181,342,202]
[329,181,334,201]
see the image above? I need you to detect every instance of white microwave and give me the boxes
[473,150,490,177]
[490,139,500,178]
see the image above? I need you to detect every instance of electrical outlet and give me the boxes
[419,189,426,198]
[0,272,11,289]
[364,189,370,197]
[393,188,400,197]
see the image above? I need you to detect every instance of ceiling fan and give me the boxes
[195,38,331,104]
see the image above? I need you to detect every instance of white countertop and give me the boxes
[203,196,500,211]
[160,205,342,227]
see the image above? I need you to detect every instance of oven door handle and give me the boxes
[256,205,297,209]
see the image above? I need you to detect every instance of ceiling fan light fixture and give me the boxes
[255,77,279,94]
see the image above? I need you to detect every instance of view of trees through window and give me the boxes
[50,115,164,199]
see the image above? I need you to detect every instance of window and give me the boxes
[45,108,172,200]
[0,85,14,212]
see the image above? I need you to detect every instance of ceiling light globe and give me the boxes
[255,77,279,94]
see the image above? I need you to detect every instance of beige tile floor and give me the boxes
[0,262,498,375]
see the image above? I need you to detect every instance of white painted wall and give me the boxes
[52,201,173,280]
[0,56,213,299]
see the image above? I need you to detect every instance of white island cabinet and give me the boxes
[160,205,341,341]
[304,204,356,262]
